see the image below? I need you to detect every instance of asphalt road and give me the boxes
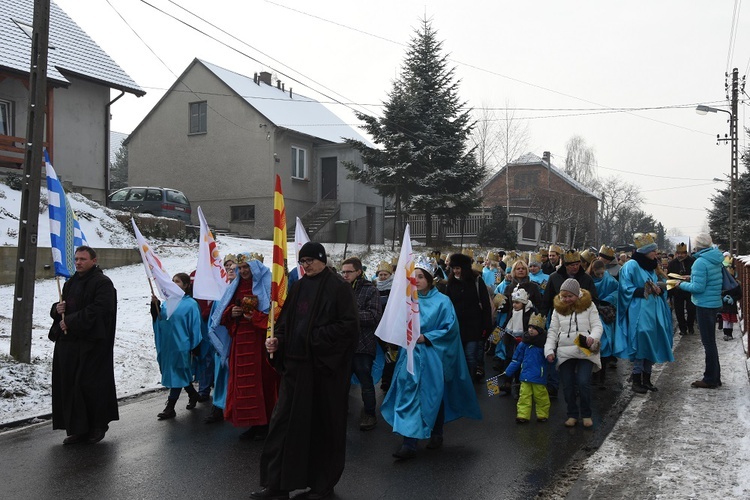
[0,362,630,500]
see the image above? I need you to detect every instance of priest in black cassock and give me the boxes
[252,242,359,500]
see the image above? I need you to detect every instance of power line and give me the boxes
[546,151,716,181]
[726,0,742,74]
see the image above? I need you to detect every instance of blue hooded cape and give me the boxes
[593,271,618,358]
[613,259,674,363]
[207,260,271,367]
[153,295,202,388]
[380,287,481,440]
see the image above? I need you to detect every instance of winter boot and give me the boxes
[642,372,658,392]
[157,399,177,420]
[631,373,648,394]
[203,405,224,424]
[723,328,734,341]
[185,385,199,410]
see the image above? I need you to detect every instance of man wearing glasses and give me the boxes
[667,242,696,335]
[340,256,382,431]
[253,242,359,500]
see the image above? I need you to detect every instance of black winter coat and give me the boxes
[446,273,493,342]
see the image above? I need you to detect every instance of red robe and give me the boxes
[221,277,279,427]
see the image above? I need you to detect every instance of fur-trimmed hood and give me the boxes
[553,288,593,316]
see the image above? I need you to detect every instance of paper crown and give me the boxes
[472,261,484,273]
[223,253,237,264]
[528,253,542,266]
[539,247,549,256]
[548,244,563,255]
[511,288,529,304]
[236,252,263,265]
[486,251,500,262]
[377,260,392,274]
[675,242,687,252]
[633,232,657,249]
[563,249,581,264]
[598,245,615,259]
[580,248,595,264]
[414,255,436,276]
[529,313,547,329]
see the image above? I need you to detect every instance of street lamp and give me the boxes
[696,91,738,255]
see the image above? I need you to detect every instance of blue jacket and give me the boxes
[679,247,723,309]
[504,335,548,384]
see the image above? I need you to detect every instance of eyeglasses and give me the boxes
[299,258,315,266]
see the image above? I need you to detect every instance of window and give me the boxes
[291,146,307,179]
[166,190,188,205]
[189,101,207,134]
[514,172,535,189]
[145,189,162,202]
[231,205,255,221]
[109,189,128,202]
[127,188,146,201]
[522,217,536,240]
[0,99,12,136]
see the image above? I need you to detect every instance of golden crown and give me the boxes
[377,260,392,274]
[675,242,687,252]
[598,245,615,259]
[539,247,549,256]
[223,253,237,264]
[633,232,657,249]
[529,313,547,329]
[486,251,500,262]
[563,249,581,264]
[548,244,563,255]
[580,248,595,264]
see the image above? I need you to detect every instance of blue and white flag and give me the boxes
[45,152,88,278]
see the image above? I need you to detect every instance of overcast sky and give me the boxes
[55,0,750,239]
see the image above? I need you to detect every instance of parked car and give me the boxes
[108,187,192,222]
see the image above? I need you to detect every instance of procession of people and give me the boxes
[47,228,739,499]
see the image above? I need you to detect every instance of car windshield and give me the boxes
[166,190,188,205]
[109,189,128,202]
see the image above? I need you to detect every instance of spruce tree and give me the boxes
[345,18,485,244]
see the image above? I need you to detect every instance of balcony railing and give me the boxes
[0,134,49,168]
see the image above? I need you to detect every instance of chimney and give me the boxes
[253,72,258,85]
[542,151,551,164]
[259,71,272,85]
[282,83,285,91]
[289,87,292,98]
[277,80,281,89]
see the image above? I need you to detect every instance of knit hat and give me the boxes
[560,278,580,297]
[511,288,529,304]
[298,242,327,264]
[693,233,712,251]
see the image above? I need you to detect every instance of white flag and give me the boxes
[374,224,420,375]
[131,218,184,318]
[193,207,229,300]
[294,217,311,277]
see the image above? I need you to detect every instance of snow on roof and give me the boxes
[109,130,127,165]
[0,0,144,96]
[200,60,372,146]
[488,152,600,199]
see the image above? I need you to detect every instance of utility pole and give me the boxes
[10,0,50,363]
[729,68,740,257]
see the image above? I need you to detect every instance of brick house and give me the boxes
[482,151,600,250]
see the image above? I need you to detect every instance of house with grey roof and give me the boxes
[0,0,144,203]
[126,58,384,244]
[482,151,601,250]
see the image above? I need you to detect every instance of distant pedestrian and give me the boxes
[49,246,118,445]
[719,254,741,341]
[545,279,602,428]
[252,242,358,500]
[667,242,696,335]
[675,234,723,388]
[150,273,202,420]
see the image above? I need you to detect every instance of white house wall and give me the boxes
[52,76,110,203]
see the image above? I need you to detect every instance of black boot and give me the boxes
[631,373,648,394]
[157,399,177,420]
[642,372,658,392]
[203,405,224,424]
[185,385,199,410]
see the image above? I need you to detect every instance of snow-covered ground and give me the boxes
[0,181,398,426]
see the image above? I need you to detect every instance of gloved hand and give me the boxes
[723,295,734,305]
